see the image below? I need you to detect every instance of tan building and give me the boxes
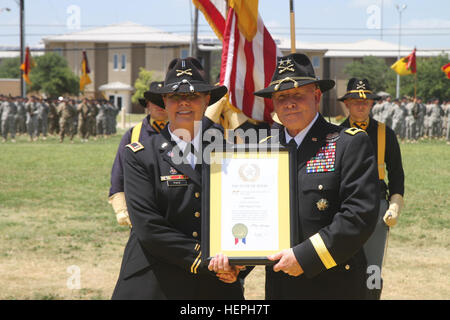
[43,22,191,112]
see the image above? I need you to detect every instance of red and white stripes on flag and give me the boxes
[193,0,281,123]
[220,7,281,123]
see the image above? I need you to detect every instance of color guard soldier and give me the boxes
[108,82,168,227]
[339,78,405,299]
[111,57,245,299]
[211,53,379,299]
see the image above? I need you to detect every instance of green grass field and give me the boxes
[0,131,449,299]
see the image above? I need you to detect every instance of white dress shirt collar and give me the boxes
[284,112,319,148]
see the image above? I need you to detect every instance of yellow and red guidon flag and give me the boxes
[80,50,92,92]
[441,62,450,79]
[391,48,417,76]
[20,46,35,85]
[193,0,281,123]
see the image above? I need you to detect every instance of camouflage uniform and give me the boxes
[1,98,17,142]
[57,100,76,142]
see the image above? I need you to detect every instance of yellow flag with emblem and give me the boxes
[80,50,92,92]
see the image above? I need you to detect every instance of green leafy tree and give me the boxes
[132,68,160,105]
[344,56,396,93]
[0,57,22,78]
[28,53,79,98]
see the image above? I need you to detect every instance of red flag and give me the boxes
[193,0,281,123]
[406,48,416,74]
[19,46,34,84]
[441,62,450,79]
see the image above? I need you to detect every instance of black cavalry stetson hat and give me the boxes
[338,78,381,101]
[144,57,227,109]
[254,53,335,98]
[140,81,165,108]
[138,98,146,108]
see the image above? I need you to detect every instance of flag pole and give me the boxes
[414,72,417,99]
[290,0,296,53]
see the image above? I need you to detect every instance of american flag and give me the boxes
[193,0,281,123]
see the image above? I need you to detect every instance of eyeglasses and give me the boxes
[164,93,206,101]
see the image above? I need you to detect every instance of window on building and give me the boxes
[53,48,63,56]
[312,56,320,68]
[113,54,119,70]
[181,49,189,59]
[121,54,126,70]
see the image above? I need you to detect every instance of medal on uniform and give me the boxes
[232,223,248,245]
[316,198,329,211]
[306,142,336,173]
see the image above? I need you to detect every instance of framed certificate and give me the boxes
[201,144,298,265]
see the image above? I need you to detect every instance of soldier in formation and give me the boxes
[0,95,122,142]
[0,95,17,143]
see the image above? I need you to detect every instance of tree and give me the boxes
[344,56,396,93]
[28,53,79,98]
[131,68,160,105]
[0,57,21,78]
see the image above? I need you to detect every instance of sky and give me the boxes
[0,0,449,50]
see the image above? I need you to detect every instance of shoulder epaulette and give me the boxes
[126,142,144,153]
[344,128,366,136]
[259,136,273,144]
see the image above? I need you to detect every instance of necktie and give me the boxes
[353,121,368,131]
[183,143,198,169]
[287,138,298,149]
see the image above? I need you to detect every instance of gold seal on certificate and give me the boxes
[232,223,248,245]
[238,163,260,182]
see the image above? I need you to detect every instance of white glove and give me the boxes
[204,96,226,124]
[109,192,132,227]
[383,193,404,227]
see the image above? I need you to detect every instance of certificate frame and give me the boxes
[201,144,298,266]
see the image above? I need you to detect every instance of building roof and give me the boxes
[99,82,134,91]
[42,21,190,44]
[299,39,450,58]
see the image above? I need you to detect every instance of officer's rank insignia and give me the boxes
[278,58,295,74]
[126,142,144,153]
[345,127,365,136]
[316,198,329,211]
[326,132,340,142]
[306,142,336,173]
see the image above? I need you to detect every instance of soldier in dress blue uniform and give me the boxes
[339,78,405,300]
[108,82,168,227]
[111,57,245,300]
[210,53,380,300]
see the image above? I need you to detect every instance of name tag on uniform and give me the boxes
[167,180,188,187]
[161,174,189,187]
